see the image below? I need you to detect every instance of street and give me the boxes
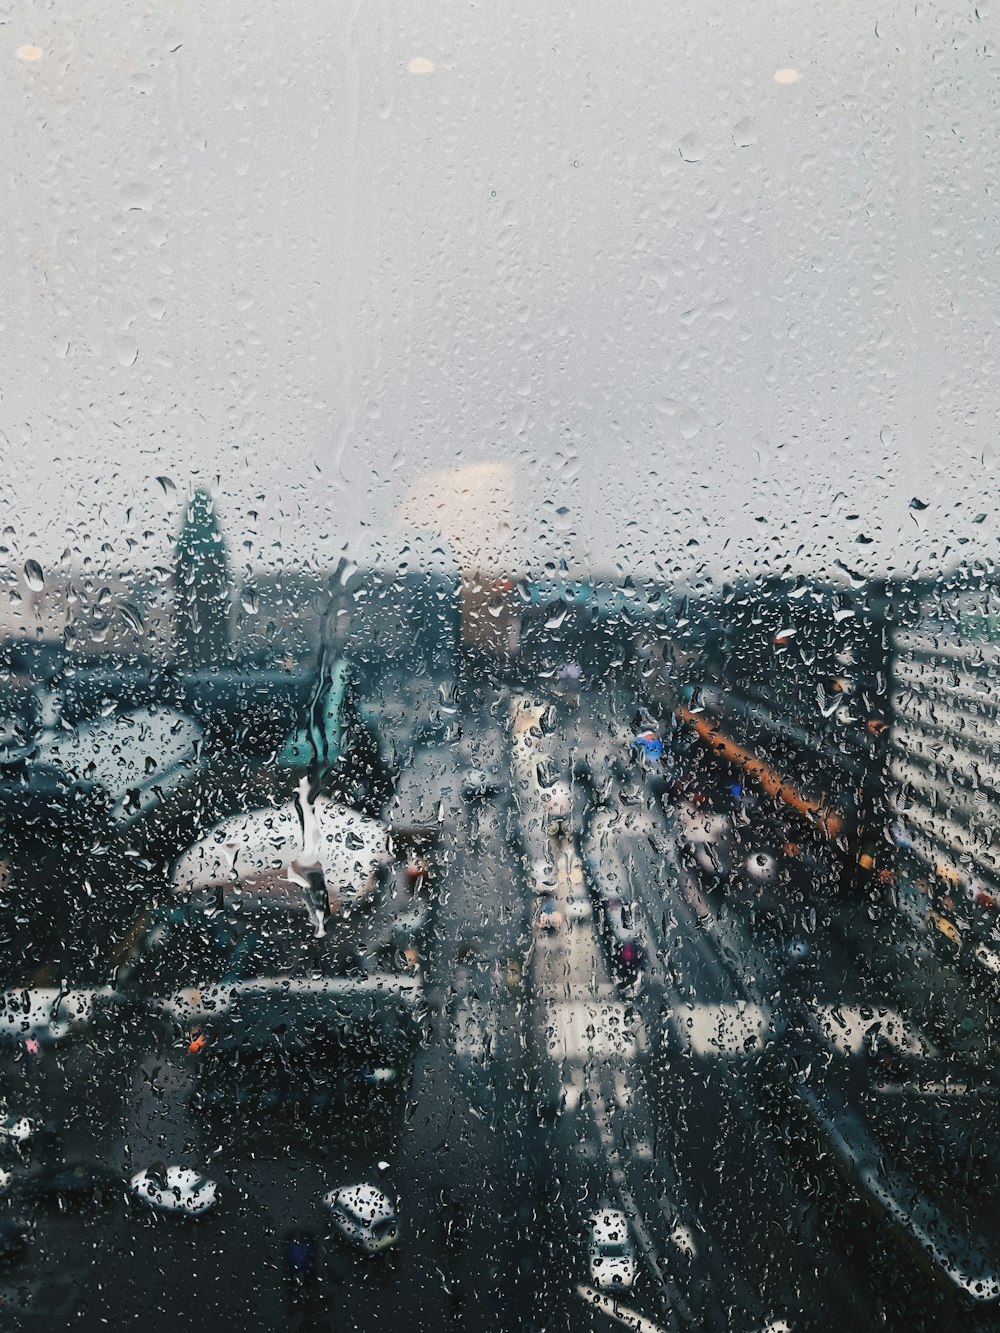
[0,678,995,1332]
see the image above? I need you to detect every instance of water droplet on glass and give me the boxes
[733,116,758,147]
[678,132,705,163]
[115,337,139,368]
[679,409,702,440]
[120,603,144,633]
[23,560,43,592]
[156,475,177,497]
[121,182,153,212]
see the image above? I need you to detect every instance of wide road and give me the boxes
[0,677,995,1331]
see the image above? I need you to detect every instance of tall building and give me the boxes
[173,489,232,670]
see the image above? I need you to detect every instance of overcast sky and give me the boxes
[1,0,997,586]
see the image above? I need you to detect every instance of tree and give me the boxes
[173,488,231,669]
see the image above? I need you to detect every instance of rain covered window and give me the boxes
[0,3,997,1332]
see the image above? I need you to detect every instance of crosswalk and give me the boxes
[661,999,937,1063]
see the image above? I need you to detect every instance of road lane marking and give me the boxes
[809,1003,936,1059]
[576,1284,670,1333]
[541,999,641,1062]
[671,1002,771,1057]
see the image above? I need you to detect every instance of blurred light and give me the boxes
[16,45,43,61]
[773,67,801,84]
[407,57,435,75]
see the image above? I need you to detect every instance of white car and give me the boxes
[0,1114,38,1147]
[587,1209,637,1290]
[535,899,565,933]
[324,1183,399,1253]
[130,1166,218,1216]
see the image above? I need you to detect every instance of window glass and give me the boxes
[0,3,996,1331]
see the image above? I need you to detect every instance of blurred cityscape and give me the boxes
[0,490,997,1331]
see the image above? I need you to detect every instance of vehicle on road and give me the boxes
[130,1165,218,1216]
[323,1183,399,1252]
[586,1209,637,1290]
[601,898,643,978]
[535,898,565,933]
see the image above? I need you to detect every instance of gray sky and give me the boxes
[1,0,997,585]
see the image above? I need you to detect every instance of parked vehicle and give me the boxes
[323,1184,399,1253]
[586,1208,636,1290]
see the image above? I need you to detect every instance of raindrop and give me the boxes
[22,560,43,592]
[678,132,705,163]
[679,409,702,440]
[119,603,144,633]
[241,588,259,614]
[121,182,153,212]
[909,497,929,511]
[156,475,177,497]
[732,116,758,147]
[115,337,139,368]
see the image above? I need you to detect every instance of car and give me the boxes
[0,1115,38,1148]
[323,1183,399,1252]
[586,1208,637,1290]
[602,898,643,975]
[130,1165,218,1216]
[535,898,565,932]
